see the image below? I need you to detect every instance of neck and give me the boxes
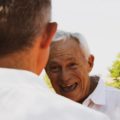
[0,51,36,73]
[89,75,99,95]
[78,78,91,103]
[79,76,99,104]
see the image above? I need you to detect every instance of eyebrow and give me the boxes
[49,61,59,65]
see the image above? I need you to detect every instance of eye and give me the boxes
[50,66,60,72]
[68,63,78,69]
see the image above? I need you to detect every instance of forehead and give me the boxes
[49,39,85,62]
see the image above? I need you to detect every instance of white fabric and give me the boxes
[0,68,110,120]
[83,79,120,120]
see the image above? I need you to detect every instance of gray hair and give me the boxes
[52,30,90,60]
[0,0,51,57]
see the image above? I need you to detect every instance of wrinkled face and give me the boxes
[46,39,90,102]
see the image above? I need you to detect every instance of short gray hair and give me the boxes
[0,0,51,57]
[52,30,90,60]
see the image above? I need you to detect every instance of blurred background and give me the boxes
[52,0,120,79]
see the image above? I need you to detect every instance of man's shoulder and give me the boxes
[0,84,109,120]
[23,86,109,120]
[0,68,109,120]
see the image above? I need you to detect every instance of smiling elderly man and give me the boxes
[46,30,120,120]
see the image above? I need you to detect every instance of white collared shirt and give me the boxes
[83,79,120,120]
[0,68,110,120]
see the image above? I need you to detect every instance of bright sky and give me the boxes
[52,0,120,77]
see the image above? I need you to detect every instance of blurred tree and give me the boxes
[109,53,120,81]
[106,81,120,89]
[106,53,120,89]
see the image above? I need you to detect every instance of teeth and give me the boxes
[62,84,72,88]
[60,83,77,92]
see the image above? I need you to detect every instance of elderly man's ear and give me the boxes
[88,54,94,73]
[40,22,57,48]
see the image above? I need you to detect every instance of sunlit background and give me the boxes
[52,0,120,78]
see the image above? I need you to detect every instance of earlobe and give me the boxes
[88,54,94,72]
[41,22,57,48]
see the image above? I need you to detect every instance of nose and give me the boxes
[60,69,71,84]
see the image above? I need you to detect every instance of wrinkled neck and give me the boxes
[78,76,99,104]
[0,51,36,73]
[89,75,99,94]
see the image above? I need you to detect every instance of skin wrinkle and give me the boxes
[73,66,90,102]
[46,38,92,102]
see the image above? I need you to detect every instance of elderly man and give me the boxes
[46,30,120,120]
[0,0,110,120]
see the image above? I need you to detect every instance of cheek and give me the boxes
[48,73,59,86]
[48,72,58,80]
[51,80,60,93]
[73,70,89,88]
[72,71,90,102]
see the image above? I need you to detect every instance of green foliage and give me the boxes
[117,53,120,59]
[105,81,120,89]
[107,53,120,89]
[43,73,55,91]
[109,53,120,80]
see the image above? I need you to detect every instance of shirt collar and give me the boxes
[83,79,106,106]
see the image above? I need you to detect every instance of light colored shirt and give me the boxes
[0,68,110,120]
[83,79,120,120]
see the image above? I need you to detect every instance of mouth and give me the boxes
[60,83,78,93]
